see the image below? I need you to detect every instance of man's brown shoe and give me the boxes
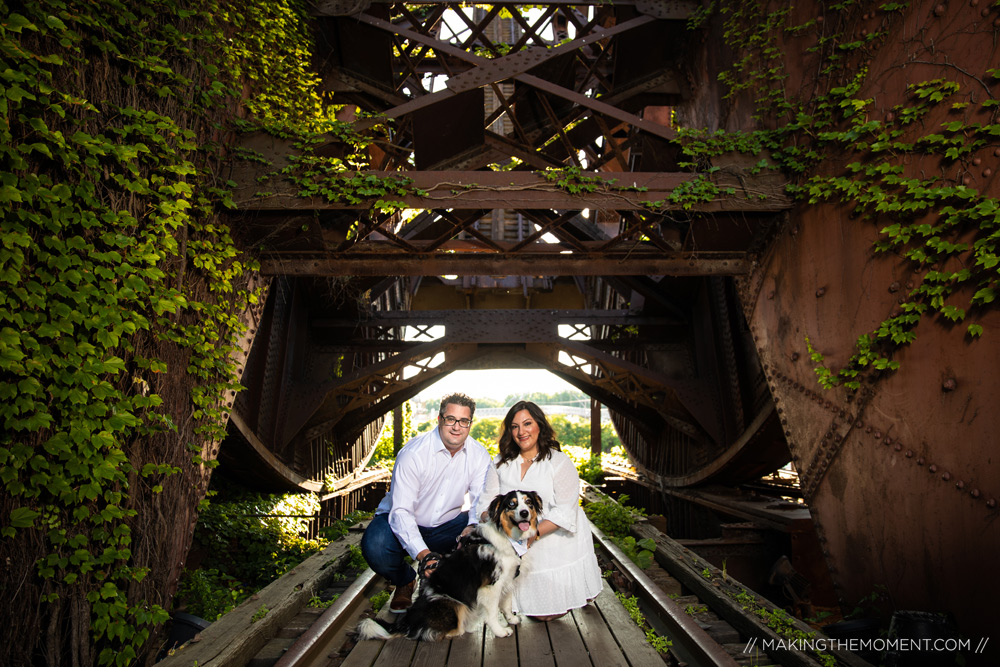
[389,579,415,613]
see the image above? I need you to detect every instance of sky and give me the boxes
[414,368,579,403]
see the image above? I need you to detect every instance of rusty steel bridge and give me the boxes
[214,0,1000,658]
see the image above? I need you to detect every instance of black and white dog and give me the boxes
[357,490,541,641]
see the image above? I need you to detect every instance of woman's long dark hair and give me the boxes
[496,400,561,466]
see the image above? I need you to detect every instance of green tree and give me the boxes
[370,402,415,465]
[471,417,502,455]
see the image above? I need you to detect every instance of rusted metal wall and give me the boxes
[681,0,1000,646]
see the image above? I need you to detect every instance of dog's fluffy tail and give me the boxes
[357,617,396,640]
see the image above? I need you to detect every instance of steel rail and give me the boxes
[589,520,741,667]
[273,568,381,667]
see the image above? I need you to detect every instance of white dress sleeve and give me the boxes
[543,453,579,533]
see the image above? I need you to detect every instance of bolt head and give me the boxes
[956,480,965,490]
[929,464,938,473]
[815,287,826,297]
[942,472,952,481]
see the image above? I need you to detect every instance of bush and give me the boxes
[584,493,646,537]
[176,481,330,618]
[175,569,246,621]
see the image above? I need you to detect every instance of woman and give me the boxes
[479,400,603,621]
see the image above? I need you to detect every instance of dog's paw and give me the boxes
[491,625,513,638]
[505,613,520,626]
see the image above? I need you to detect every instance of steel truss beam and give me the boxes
[259,251,749,277]
[235,170,789,212]
[295,307,724,446]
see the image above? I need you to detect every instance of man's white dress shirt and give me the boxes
[375,426,492,558]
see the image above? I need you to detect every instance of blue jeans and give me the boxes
[361,511,469,586]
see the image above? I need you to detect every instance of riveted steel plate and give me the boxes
[446,47,552,93]
[634,0,697,20]
[312,0,372,16]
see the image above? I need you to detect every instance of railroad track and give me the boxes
[161,495,872,667]
[584,486,872,667]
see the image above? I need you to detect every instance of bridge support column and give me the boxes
[591,398,601,457]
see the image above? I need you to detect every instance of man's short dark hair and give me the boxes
[439,392,476,418]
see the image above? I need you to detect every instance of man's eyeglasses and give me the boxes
[441,415,473,428]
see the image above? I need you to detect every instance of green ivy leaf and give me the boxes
[9,506,40,528]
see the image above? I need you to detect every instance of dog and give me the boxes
[357,490,541,641]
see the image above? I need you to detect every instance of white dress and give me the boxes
[481,449,604,616]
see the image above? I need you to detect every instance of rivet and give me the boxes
[816,287,826,297]
[942,377,957,392]
[985,168,993,177]
[906,450,914,458]
[855,421,863,428]
[894,443,902,451]
[767,290,775,300]
[825,401,832,409]
[955,480,965,490]
[929,464,938,473]
[917,458,924,466]
[835,434,843,442]
[941,472,952,481]
[884,437,892,445]
[874,431,882,439]
[822,550,830,557]
[865,426,872,433]
[970,489,981,498]
[933,3,945,15]
[987,499,997,509]
[791,352,800,361]
[888,281,900,293]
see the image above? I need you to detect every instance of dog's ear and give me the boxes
[488,494,503,521]
[527,490,542,512]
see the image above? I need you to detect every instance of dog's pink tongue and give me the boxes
[518,522,530,532]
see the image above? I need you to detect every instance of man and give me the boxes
[360,393,492,612]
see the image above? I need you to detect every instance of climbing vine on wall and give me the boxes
[681,0,1000,389]
[0,0,338,664]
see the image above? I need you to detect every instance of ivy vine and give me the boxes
[680,0,1000,390]
[0,0,332,663]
